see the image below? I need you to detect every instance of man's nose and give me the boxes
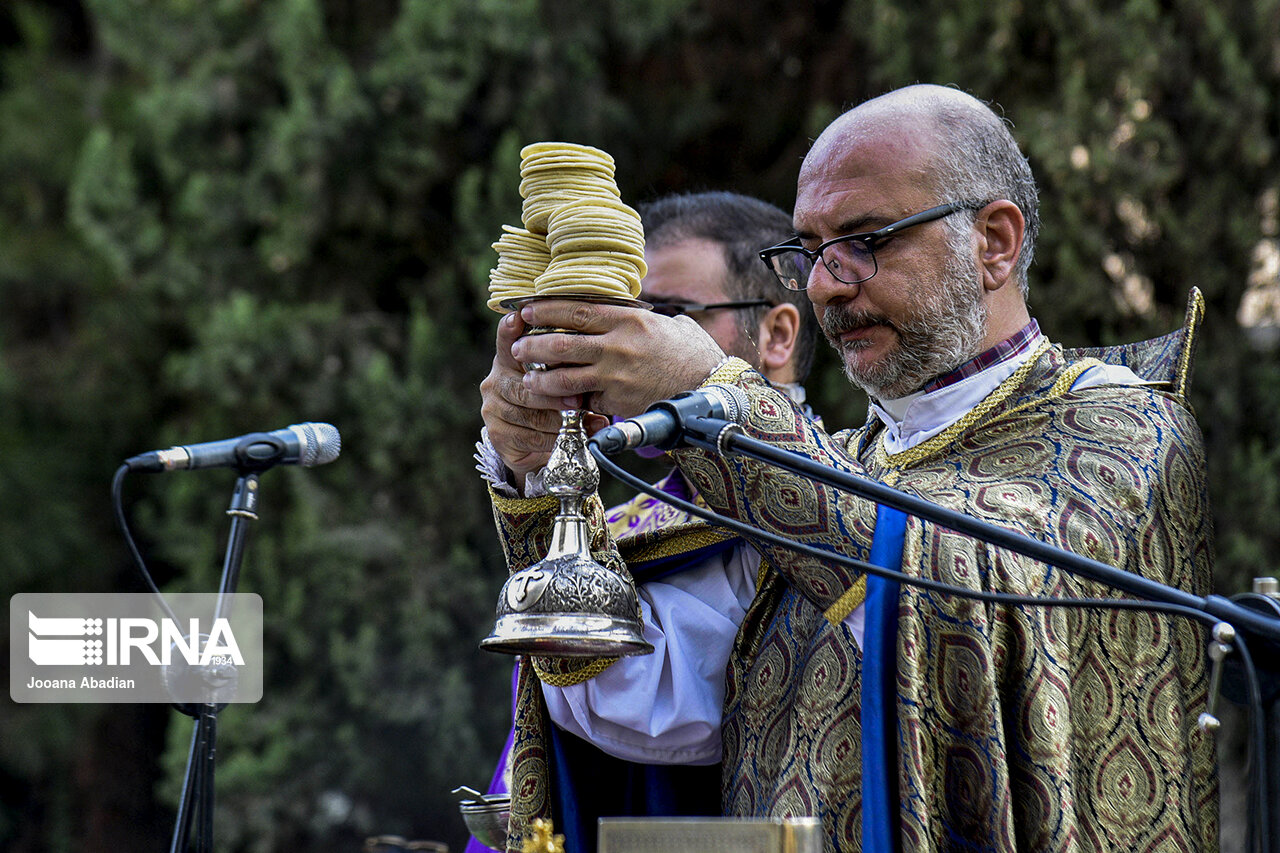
[804,260,859,307]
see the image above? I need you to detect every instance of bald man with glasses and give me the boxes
[497,86,1217,853]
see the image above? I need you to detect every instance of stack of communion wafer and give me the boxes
[486,225,551,313]
[486,142,645,313]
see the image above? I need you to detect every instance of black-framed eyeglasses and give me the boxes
[758,201,977,291]
[647,298,773,317]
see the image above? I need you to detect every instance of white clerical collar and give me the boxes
[869,334,1048,454]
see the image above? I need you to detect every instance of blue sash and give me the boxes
[861,504,907,852]
[629,536,740,585]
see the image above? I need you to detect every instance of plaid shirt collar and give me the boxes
[918,319,1041,394]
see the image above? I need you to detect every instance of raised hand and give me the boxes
[480,311,586,488]
[511,299,727,418]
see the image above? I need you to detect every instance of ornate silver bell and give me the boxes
[481,409,653,658]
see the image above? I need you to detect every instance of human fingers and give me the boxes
[586,317,724,414]
[581,412,611,436]
[481,349,578,434]
[509,301,651,374]
[480,366,564,480]
[493,311,529,369]
[488,414,558,480]
[517,314,725,416]
[488,310,586,410]
[510,328,594,381]
[518,362,603,412]
[519,299,637,336]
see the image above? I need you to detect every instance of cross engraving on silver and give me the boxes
[506,569,551,611]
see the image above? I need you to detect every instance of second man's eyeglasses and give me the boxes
[647,298,773,317]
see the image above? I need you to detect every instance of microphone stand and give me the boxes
[591,415,1280,853]
[169,471,260,853]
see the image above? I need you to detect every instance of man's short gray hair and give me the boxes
[928,99,1040,296]
[639,191,820,382]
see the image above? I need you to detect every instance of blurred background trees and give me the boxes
[1,0,1276,850]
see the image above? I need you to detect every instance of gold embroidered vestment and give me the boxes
[676,343,1217,852]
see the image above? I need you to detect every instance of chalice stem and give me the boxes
[481,407,653,657]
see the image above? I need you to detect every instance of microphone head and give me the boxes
[289,422,341,467]
[703,383,749,424]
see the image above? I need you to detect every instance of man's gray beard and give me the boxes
[821,250,988,400]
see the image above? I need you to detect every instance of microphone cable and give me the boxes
[112,463,179,624]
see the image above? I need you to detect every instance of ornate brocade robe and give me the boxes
[489,472,743,853]
[675,316,1218,851]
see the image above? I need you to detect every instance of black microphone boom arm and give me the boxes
[716,428,1280,645]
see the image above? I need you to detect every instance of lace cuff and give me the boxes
[474,427,548,498]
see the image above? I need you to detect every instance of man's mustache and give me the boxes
[820,305,894,341]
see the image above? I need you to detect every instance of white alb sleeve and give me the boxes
[541,544,759,765]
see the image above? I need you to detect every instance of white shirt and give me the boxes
[542,545,758,764]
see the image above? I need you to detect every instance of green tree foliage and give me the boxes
[1,0,1276,851]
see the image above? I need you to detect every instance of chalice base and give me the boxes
[481,613,653,657]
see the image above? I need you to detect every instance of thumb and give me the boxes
[582,412,611,436]
[496,310,528,349]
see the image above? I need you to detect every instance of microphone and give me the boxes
[126,422,342,473]
[592,385,748,455]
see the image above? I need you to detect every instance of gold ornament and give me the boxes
[521,818,565,853]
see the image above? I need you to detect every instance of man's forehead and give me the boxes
[640,239,730,301]
[803,118,933,181]
[794,167,932,233]
[795,123,936,229]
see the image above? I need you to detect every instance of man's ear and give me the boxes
[976,200,1025,292]
[757,302,801,383]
